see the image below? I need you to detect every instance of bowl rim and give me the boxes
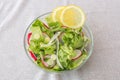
[23,12,94,74]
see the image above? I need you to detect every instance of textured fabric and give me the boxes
[0,0,120,80]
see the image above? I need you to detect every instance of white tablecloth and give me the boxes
[0,0,120,80]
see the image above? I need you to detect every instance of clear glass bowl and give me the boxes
[24,12,94,79]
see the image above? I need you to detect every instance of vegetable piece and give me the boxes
[53,64,61,71]
[40,32,61,47]
[49,32,61,43]
[41,54,56,68]
[47,59,56,67]
[32,19,49,32]
[61,26,67,28]
[43,23,49,29]
[29,51,37,61]
[71,50,82,61]
[46,15,65,32]
[44,54,57,60]
[45,14,53,25]
[41,55,49,67]
[44,54,51,59]
[27,32,32,45]
[42,32,50,43]
[58,44,77,69]
[58,32,64,43]
[65,32,86,49]
[30,27,43,40]
[49,22,63,32]
[72,50,87,68]
[51,54,57,60]
[32,19,43,27]
[56,38,64,69]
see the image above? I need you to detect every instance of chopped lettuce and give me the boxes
[40,44,56,55]
[32,19,47,32]
[29,40,41,54]
[58,44,76,69]
[62,30,89,49]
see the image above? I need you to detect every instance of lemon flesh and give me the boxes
[60,5,85,28]
[52,6,65,22]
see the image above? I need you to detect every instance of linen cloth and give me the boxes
[0,0,120,80]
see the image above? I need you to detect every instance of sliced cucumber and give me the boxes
[30,27,42,40]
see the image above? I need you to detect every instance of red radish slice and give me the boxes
[27,32,32,45]
[41,55,49,67]
[43,23,49,29]
[29,51,37,61]
[71,50,82,61]
[41,55,56,68]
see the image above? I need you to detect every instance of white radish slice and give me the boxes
[41,55,56,68]
[58,32,64,43]
[71,50,82,61]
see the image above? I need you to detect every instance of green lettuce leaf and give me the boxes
[29,40,41,54]
[32,19,48,32]
[45,15,65,32]
[58,44,76,69]
[62,31,89,49]
[40,43,56,55]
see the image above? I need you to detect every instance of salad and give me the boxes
[27,5,89,72]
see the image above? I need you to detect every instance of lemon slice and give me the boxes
[52,6,65,22]
[60,5,85,28]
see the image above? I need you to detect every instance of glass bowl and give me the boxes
[24,12,94,76]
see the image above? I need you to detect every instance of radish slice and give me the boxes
[41,55,55,68]
[29,51,37,61]
[61,26,67,28]
[27,32,32,45]
[43,23,49,29]
[58,32,64,43]
[41,55,49,67]
[44,54,57,60]
[44,54,51,59]
[71,50,82,61]
[42,32,50,41]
